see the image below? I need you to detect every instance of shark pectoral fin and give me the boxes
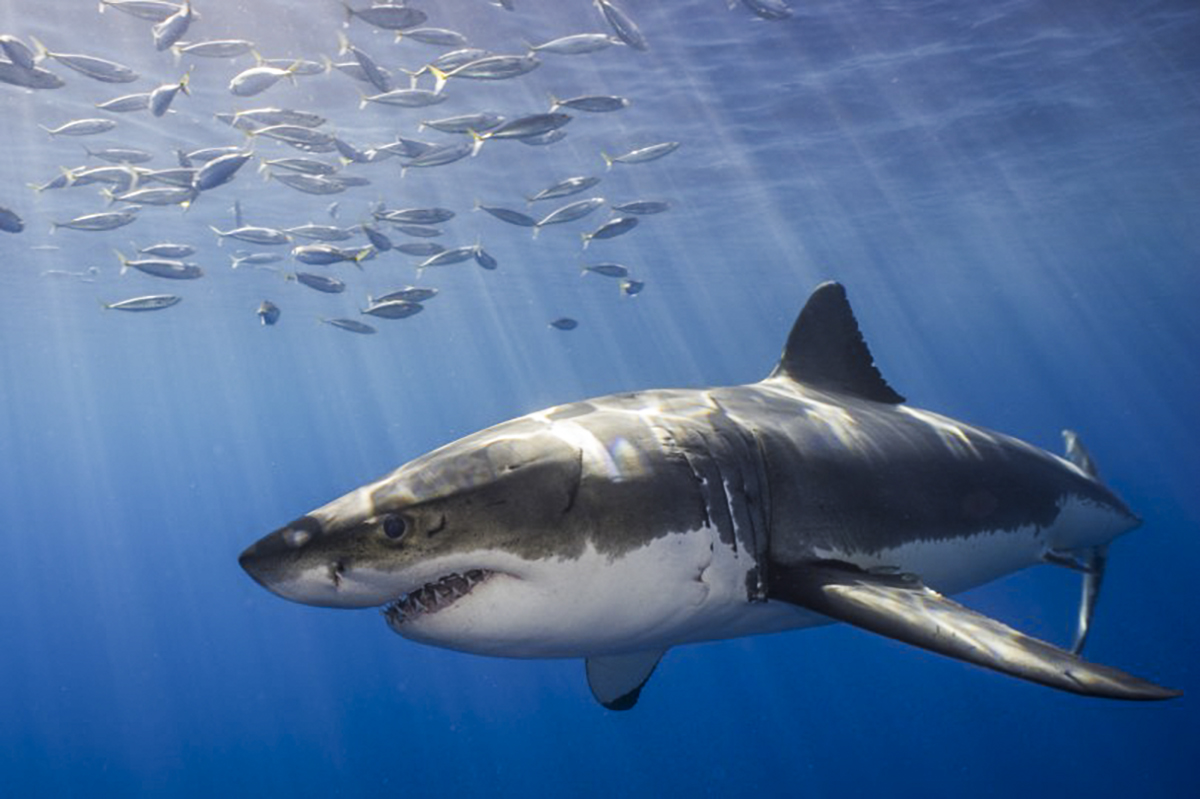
[770,561,1180,701]
[585,649,667,711]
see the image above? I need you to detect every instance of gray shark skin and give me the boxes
[239,282,1180,709]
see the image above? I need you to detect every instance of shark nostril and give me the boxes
[282,528,312,548]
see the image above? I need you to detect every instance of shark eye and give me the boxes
[382,515,407,541]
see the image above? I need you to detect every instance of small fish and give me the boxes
[103,294,182,311]
[229,61,301,97]
[261,157,339,176]
[0,206,24,233]
[149,73,190,117]
[226,107,326,128]
[31,38,139,82]
[30,173,71,192]
[375,207,455,225]
[253,125,336,147]
[292,244,367,265]
[549,94,629,113]
[392,224,443,238]
[272,174,347,195]
[257,300,281,326]
[420,111,505,134]
[470,113,570,154]
[327,201,340,219]
[194,152,253,191]
[400,142,472,172]
[527,175,601,203]
[142,167,198,187]
[611,199,671,215]
[528,33,619,56]
[286,224,355,242]
[536,197,606,231]
[0,61,65,89]
[261,57,324,76]
[292,272,345,293]
[209,225,291,246]
[360,88,447,109]
[322,317,376,334]
[0,34,37,70]
[396,242,444,257]
[550,317,579,331]
[107,186,197,206]
[426,53,540,93]
[140,242,195,258]
[338,33,392,93]
[67,165,138,189]
[342,2,427,31]
[180,145,244,164]
[94,92,152,112]
[53,210,139,232]
[115,250,203,279]
[41,119,118,137]
[361,224,393,252]
[173,40,255,59]
[376,137,437,159]
[475,202,537,227]
[152,0,194,51]
[370,286,438,304]
[582,216,638,248]
[361,300,423,319]
[98,1,185,22]
[418,245,479,269]
[517,129,567,147]
[232,252,283,269]
[582,262,629,278]
[620,279,645,297]
[594,0,648,51]
[326,58,394,87]
[396,28,469,48]
[740,0,793,21]
[601,141,680,168]
[431,47,492,71]
[474,247,498,271]
[85,146,154,164]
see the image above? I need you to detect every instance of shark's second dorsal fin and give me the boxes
[768,282,905,404]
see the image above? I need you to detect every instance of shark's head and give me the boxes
[239,417,586,612]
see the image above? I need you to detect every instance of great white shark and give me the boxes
[239,282,1179,709]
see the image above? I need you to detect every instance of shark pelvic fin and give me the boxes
[585,649,666,710]
[769,559,1179,700]
[768,282,904,404]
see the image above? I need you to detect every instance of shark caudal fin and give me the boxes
[768,281,905,404]
[769,559,1180,700]
[585,649,666,710]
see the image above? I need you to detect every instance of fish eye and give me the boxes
[382,515,407,541]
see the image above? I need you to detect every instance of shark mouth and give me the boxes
[383,569,494,628]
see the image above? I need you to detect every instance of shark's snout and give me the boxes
[238,516,323,589]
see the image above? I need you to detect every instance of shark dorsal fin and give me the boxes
[768,281,905,404]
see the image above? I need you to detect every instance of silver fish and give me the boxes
[107,186,197,206]
[292,244,366,265]
[103,294,182,311]
[397,28,469,48]
[149,73,190,117]
[53,210,139,232]
[611,199,671,215]
[232,252,284,269]
[41,119,118,137]
[370,286,438,304]
[115,251,203,279]
[261,158,339,176]
[321,317,376,334]
[261,57,323,76]
[418,245,479,268]
[517,129,567,147]
[0,60,65,89]
[527,175,600,202]
[173,39,255,58]
[528,33,619,55]
[194,152,253,191]
[582,216,638,248]
[431,47,491,71]
[594,0,648,51]
[395,242,444,257]
[152,0,193,51]
[582,262,629,278]
[95,92,152,112]
[601,141,680,168]
[253,125,336,147]
[286,224,355,242]
[272,173,347,195]
[420,111,504,134]
[361,88,447,109]
[209,225,291,245]
[229,62,299,96]
[293,272,345,293]
[327,59,393,87]
[342,2,426,31]
[257,300,281,326]
[226,107,325,128]
[141,167,198,187]
[31,38,138,82]
[401,142,473,174]
[536,197,606,229]
[139,242,195,258]
[550,317,579,330]
[474,247,498,270]
[0,206,24,233]
[338,34,392,93]
[427,53,540,92]
[375,207,455,225]
[550,94,629,113]
[0,35,37,70]
[361,224,393,252]
[741,0,793,21]
[392,224,443,238]
[475,203,537,227]
[85,146,154,164]
[361,300,423,319]
[620,279,645,296]
[98,1,186,23]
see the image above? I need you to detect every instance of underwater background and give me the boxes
[1,0,1196,795]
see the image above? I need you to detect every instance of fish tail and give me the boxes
[600,151,613,170]
[38,124,55,137]
[179,69,192,95]
[468,129,485,157]
[29,35,48,63]
[113,248,128,275]
[336,30,351,57]
[320,53,335,75]
[581,232,591,249]
[209,225,226,244]
[547,91,560,111]
[428,65,448,94]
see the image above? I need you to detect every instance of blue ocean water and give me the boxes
[2,0,1197,795]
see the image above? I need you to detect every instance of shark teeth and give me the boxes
[383,569,493,628]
